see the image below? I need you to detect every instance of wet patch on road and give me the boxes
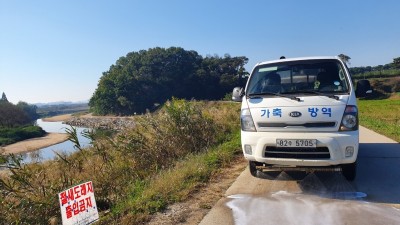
[226,172,400,225]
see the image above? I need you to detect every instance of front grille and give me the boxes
[264,146,330,159]
[258,122,336,128]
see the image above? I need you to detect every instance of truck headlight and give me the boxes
[241,108,256,132]
[340,105,358,131]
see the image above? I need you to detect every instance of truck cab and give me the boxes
[232,56,360,180]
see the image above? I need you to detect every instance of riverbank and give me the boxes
[1,114,73,155]
[2,133,69,155]
[42,114,72,122]
[2,113,135,155]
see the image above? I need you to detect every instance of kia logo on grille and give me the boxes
[289,111,302,117]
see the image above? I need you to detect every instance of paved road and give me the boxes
[200,126,400,225]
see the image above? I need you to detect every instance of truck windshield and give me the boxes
[246,59,350,96]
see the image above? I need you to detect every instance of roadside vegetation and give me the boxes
[356,72,400,142]
[0,99,241,224]
[352,69,399,80]
[367,77,400,99]
[358,98,400,142]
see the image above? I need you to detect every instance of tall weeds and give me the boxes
[0,99,240,224]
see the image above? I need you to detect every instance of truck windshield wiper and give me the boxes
[248,92,301,101]
[282,90,339,100]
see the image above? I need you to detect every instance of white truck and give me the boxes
[232,56,371,181]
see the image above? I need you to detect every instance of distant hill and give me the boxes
[36,101,89,117]
[34,100,89,107]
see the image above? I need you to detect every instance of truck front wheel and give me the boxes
[341,162,357,181]
[249,161,258,177]
[249,161,264,178]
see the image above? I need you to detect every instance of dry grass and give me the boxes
[366,77,400,99]
[0,99,241,224]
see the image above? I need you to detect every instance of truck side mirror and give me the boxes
[232,87,244,102]
[356,79,372,98]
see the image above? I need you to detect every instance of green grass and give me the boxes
[0,125,46,146]
[358,99,400,142]
[352,69,400,79]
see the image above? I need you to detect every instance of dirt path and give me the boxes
[147,157,247,225]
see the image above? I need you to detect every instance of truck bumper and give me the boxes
[241,130,359,166]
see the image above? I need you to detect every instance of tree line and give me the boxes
[349,57,400,76]
[89,47,248,115]
[0,92,39,128]
[0,93,44,146]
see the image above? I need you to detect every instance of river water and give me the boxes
[16,119,91,164]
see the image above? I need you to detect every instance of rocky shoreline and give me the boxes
[64,117,135,131]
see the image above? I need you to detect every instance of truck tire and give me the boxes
[249,161,265,178]
[341,162,357,181]
[249,161,258,177]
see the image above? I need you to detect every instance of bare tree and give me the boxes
[338,54,351,66]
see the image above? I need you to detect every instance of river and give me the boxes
[16,119,92,164]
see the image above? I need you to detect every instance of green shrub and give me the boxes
[352,69,400,79]
[0,126,46,146]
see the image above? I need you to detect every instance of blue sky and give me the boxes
[1,0,399,104]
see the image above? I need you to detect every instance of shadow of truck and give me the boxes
[355,142,400,204]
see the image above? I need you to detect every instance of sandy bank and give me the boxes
[1,133,69,155]
[42,114,73,122]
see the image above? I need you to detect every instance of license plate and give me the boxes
[276,139,317,148]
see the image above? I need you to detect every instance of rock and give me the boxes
[64,117,135,131]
